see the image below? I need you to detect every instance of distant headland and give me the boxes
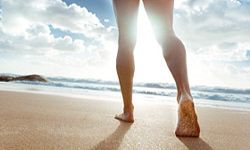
[0,74,48,82]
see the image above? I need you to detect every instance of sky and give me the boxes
[0,0,250,88]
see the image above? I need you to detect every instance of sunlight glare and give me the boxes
[134,3,173,83]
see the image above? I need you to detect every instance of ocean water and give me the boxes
[0,74,250,111]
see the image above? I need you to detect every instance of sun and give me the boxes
[134,3,172,83]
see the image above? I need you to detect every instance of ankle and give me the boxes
[177,92,193,103]
[123,105,134,113]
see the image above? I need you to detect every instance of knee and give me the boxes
[118,34,137,52]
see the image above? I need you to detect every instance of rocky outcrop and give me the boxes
[0,76,15,82]
[0,74,48,82]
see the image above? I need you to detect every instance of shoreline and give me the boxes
[1,85,250,112]
[1,90,250,149]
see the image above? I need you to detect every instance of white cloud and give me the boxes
[0,0,117,78]
[172,0,250,87]
[0,0,117,51]
[174,0,250,48]
[1,0,106,37]
[104,19,110,23]
[174,0,250,61]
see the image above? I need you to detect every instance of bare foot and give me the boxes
[115,106,134,123]
[175,94,200,137]
[114,112,134,123]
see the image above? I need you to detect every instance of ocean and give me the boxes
[0,74,250,111]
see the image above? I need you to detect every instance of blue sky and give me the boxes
[63,0,115,26]
[0,0,250,88]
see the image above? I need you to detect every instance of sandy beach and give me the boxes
[0,90,250,150]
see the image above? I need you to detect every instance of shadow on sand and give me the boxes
[178,137,213,150]
[92,122,132,150]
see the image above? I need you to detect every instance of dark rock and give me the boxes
[0,76,15,82]
[0,74,48,82]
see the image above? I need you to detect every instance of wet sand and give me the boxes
[0,90,250,150]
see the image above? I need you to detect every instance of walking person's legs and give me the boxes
[113,0,140,123]
[143,0,200,137]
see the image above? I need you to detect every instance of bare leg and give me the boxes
[143,0,200,136]
[112,0,140,123]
